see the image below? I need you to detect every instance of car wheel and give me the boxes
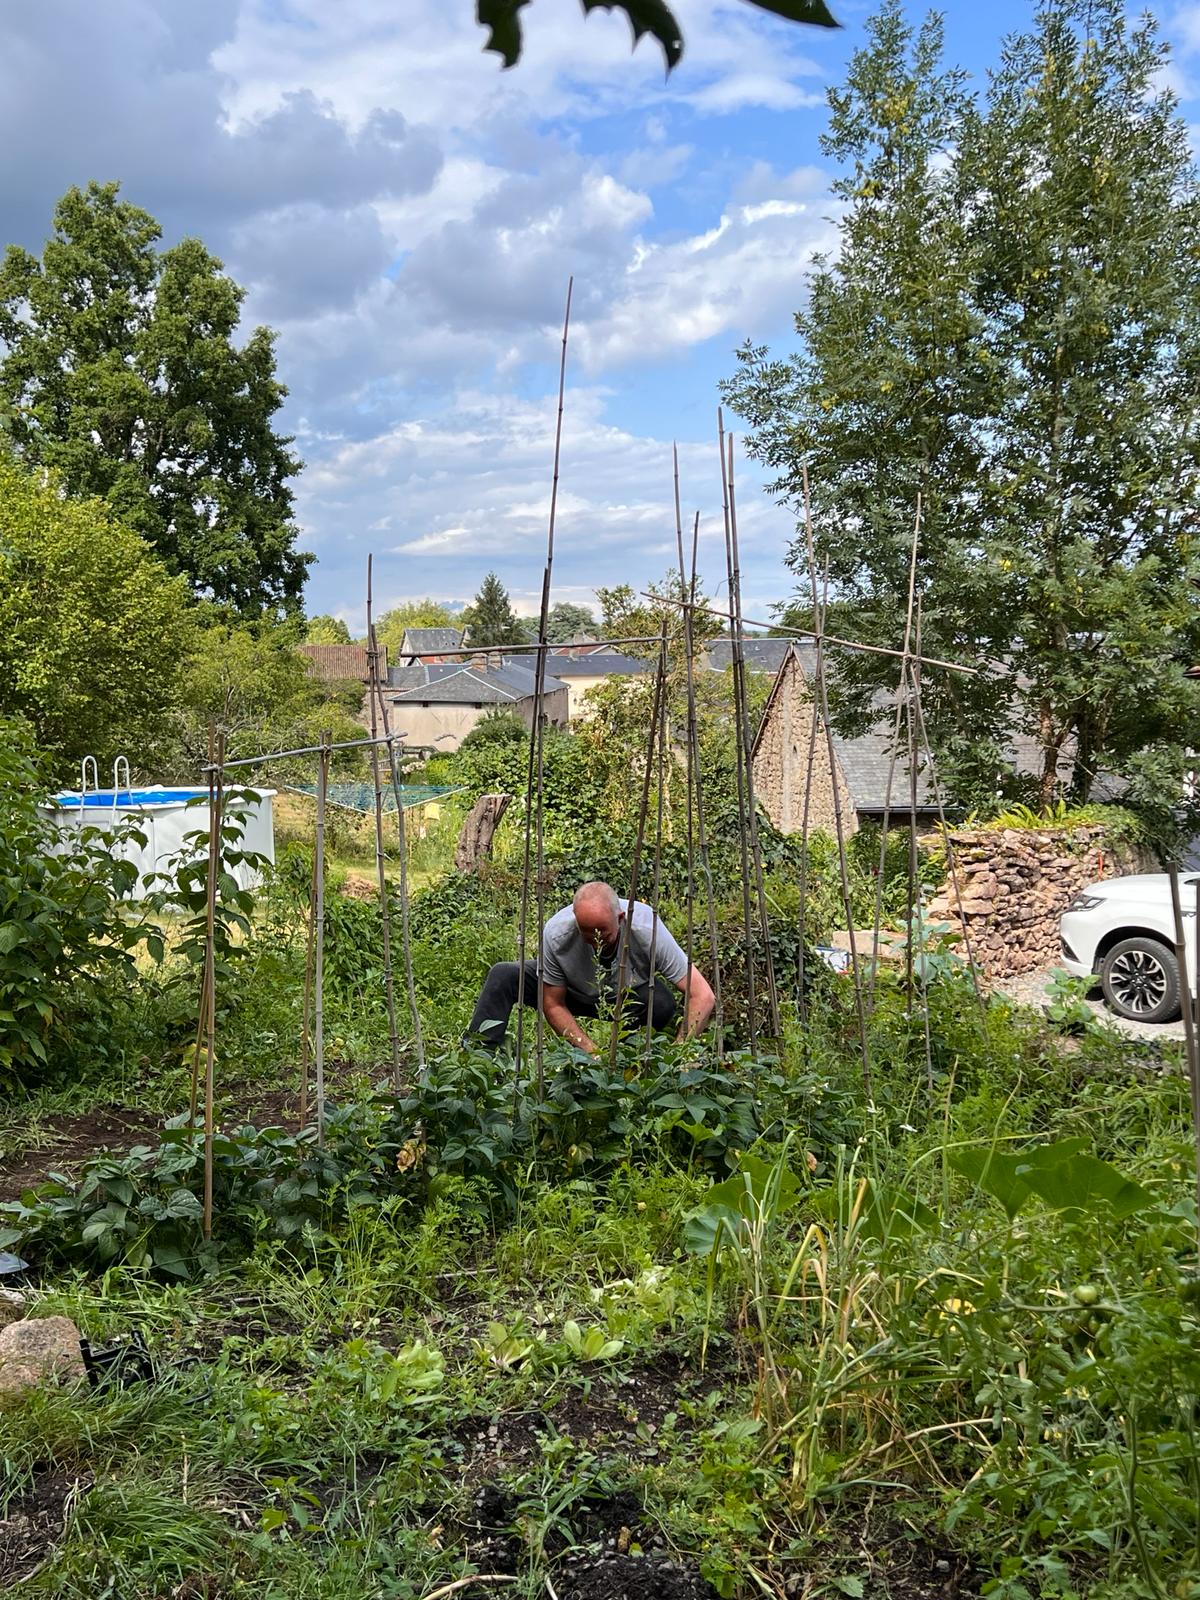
[1100,937,1181,1024]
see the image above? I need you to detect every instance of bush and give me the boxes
[0,719,161,1092]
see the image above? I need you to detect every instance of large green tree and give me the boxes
[461,572,528,646]
[545,600,598,643]
[0,182,310,616]
[0,456,191,772]
[374,598,457,658]
[723,0,1200,814]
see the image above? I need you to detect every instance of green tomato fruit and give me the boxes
[1073,1284,1101,1306]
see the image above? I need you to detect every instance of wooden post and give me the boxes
[366,555,403,1090]
[314,731,329,1146]
[201,727,224,1241]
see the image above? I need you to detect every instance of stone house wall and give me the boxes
[752,651,859,838]
[923,824,1157,979]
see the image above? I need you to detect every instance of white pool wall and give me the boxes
[40,787,276,900]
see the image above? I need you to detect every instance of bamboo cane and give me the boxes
[672,453,694,1037]
[682,511,724,1055]
[1167,868,1200,1269]
[795,632,823,1033]
[299,864,316,1125]
[366,556,403,1090]
[370,640,425,1081]
[644,674,668,1064]
[201,727,224,1241]
[314,731,329,1146]
[800,468,872,1100]
[515,278,572,1088]
[608,627,667,1072]
[867,503,922,1012]
[726,432,780,1044]
[717,409,758,1051]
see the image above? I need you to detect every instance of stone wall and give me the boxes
[923,824,1156,979]
[752,650,859,838]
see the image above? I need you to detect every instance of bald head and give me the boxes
[573,881,622,951]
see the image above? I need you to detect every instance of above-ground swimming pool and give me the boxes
[42,786,275,898]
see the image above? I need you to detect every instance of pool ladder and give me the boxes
[77,755,131,821]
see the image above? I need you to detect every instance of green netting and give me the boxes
[285,783,463,813]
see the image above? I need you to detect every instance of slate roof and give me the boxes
[399,627,466,656]
[704,638,800,675]
[384,662,567,705]
[535,652,651,678]
[298,644,375,682]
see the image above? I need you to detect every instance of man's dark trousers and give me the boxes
[466,959,677,1050]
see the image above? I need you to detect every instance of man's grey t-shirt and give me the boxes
[539,899,688,998]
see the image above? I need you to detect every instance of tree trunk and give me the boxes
[454,793,512,872]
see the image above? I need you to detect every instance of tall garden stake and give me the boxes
[908,657,985,1007]
[681,506,724,1055]
[672,450,695,1036]
[366,554,403,1089]
[515,276,572,1091]
[868,503,921,1012]
[201,726,224,1241]
[717,409,757,1050]
[801,466,872,1099]
[298,866,315,1124]
[314,730,329,1146]
[644,667,668,1065]
[726,431,780,1043]
[1168,867,1200,1266]
[608,626,667,1073]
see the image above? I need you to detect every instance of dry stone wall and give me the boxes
[923,824,1156,979]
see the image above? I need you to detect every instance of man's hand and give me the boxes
[541,983,599,1054]
[675,967,716,1041]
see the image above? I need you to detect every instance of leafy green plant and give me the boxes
[0,719,163,1092]
[1042,968,1099,1035]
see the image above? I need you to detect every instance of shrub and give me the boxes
[0,719,161,1092]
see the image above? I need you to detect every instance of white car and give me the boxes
[1059,874,1197,1023]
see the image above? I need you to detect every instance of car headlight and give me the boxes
[1067,894,1106,912]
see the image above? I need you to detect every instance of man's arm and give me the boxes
[674,967,715,1040]
[540,983,599,1054]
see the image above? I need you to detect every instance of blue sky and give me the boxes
[2,0,1197,626]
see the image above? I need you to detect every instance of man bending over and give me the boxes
[465,880,715,1053]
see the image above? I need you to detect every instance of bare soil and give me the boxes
[0,1059,372,1202]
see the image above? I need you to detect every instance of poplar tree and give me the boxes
[723,0,1200,814]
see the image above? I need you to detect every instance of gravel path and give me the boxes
[992,965,1186,1042]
